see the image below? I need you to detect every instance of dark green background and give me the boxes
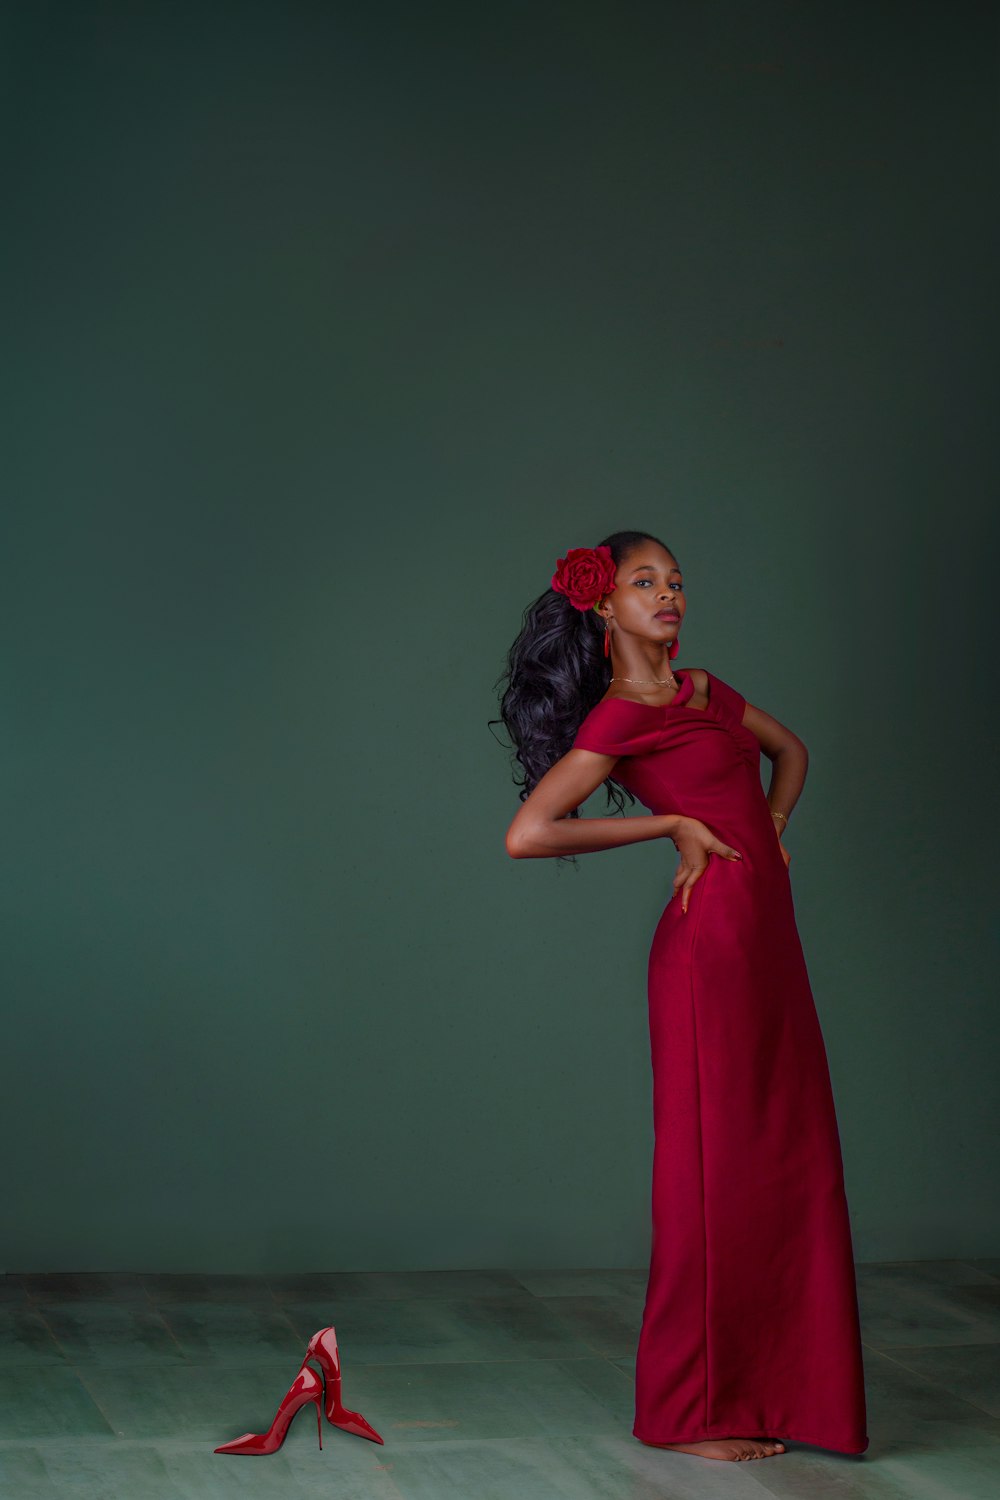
[3,1,996,1271]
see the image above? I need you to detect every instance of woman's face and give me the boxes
[604,541,685,647]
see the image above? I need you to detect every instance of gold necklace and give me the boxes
[610,672,680,686]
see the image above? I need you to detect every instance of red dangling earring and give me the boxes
[668,631,680,660]
[604,620,612,658]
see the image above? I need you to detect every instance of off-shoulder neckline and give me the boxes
[594,668,709,714]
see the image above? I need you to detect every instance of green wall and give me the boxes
[3,0,996,1271]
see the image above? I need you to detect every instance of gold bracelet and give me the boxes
[770,810,788,825]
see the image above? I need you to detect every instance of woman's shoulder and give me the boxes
[685,666,709,698]
[572,691,666,757]
[701,668,748,722]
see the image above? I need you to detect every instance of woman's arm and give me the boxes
[741,701,808,839]
[505,748,681,858]
[506,743,746,908]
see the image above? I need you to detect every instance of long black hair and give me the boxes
[492,529,678,835]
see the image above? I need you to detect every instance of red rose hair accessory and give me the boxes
[550,545,618,612]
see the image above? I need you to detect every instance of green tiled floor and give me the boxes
[1,1261,999,1497]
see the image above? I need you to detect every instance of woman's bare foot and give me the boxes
[642,1437,786,1461]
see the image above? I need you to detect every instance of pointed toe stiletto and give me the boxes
[299,1325,384,1444]
[214,1363,324,1455]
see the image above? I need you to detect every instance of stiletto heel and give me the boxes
[299,1325,384,1444]
[214,1363,324,1455]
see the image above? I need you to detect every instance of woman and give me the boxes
[498,529,868,1463]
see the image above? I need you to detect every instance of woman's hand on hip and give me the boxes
[669,817,743,915]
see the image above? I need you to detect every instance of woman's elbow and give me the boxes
[775,733,808,762]
[505,824,531,858]
[506,816,544,858]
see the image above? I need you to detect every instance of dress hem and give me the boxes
[633,1426,869,1456]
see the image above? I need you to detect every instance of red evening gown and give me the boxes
[572,668,868,1454]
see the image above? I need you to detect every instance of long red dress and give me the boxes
[572,668,868,1454]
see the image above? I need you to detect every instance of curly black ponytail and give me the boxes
[491,529,677,826]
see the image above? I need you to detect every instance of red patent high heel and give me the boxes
[214,1363,324,1455]
[299,1326,384,1444]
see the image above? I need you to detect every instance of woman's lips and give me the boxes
[655,612,680,621]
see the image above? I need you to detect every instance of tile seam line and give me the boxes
[47,1353,635,1369]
